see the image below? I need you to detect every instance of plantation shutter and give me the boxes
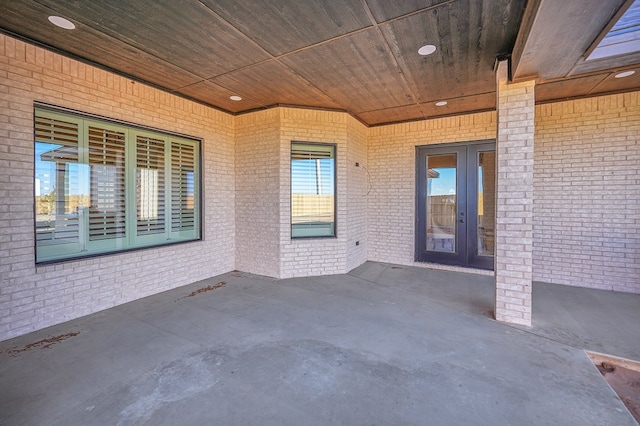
[291,143,335,197]
[34,114,80,245]
[35,115,79,148]
[291,145,334,161]
[87,126,126,241]
[35,106,201,263]
[136,135,166,236]
[170,141,196,232]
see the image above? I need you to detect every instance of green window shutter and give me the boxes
[34,113,83,258]
[87,126,127,241]
[35,107,201,263]
[136,135,166,236]
[35,114,79,147]
[170,141,196,233]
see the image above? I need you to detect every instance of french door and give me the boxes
[415,141,495,270]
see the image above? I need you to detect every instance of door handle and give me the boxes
[459,219,465,223]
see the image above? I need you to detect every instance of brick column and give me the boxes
[494,60,535,326]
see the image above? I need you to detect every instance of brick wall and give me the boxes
[234,107,368,279]
[367,114,496,266]
[0,34,235,340]
[235,109,281,277]
[494,62,535,326]
[346,116,368,271]
[534,93,640,293]
[278,108,365,278]
[367,92,639,295]
[2,31,639,341]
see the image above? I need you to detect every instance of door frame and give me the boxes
[415,139,495,270]
[415,144,467,266]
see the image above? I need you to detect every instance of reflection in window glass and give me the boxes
[137,136,165,235]
[426,154,457,253]
[291,143,335,238]
[35,116,86,250]
[88,126,127,241]
[34,108,200,263]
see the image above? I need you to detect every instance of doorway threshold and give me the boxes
[413,261,494,277]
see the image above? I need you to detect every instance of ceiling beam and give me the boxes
[511,0,626,82]
[510,0,544,82]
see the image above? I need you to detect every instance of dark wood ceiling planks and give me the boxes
[33,0,273,78]
[280,28,417,113]
[379,0,524,103]
[511,0,626,81]
[202,0,373,56]
[0,0,205,90]
[0,0,639,126]
[212,61,343,110]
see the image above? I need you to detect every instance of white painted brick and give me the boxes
[1,31,638,343]
[494,61,535,326]
[534,92,640,293]
[0,33,235,342]
[367,111,496,266]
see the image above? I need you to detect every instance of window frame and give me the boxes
[33,104,202,264]
[290,141,337,239]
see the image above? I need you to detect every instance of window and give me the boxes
[34,107,201,263]
[587,0,640,61]
[291,142,336,238]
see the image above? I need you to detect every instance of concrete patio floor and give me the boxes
[1,261,639,425]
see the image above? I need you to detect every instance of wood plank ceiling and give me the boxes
[1,0,639,126]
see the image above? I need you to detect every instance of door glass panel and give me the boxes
[426,154,457,253]
[477,151,495,256]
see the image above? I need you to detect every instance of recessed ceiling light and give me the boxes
[48,16,75,30]
[230,95,242,101]
[435,101,448,107]
[615,70,636,78]
[418,44,437,56]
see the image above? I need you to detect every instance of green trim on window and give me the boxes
[34,108,201,263]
